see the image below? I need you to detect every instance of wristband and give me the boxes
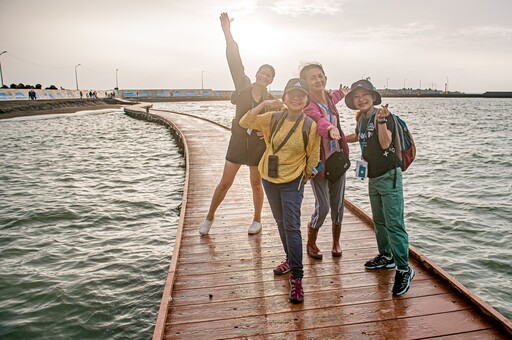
[378,119,387,124]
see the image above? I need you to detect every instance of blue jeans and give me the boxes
[262,176,305,279]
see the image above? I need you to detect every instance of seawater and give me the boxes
[0,99,510,339]
[0,111,184,339]
[153,98,512,321]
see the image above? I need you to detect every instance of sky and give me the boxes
[1,0,511,93]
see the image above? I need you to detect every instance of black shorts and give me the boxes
[225,132,266,166]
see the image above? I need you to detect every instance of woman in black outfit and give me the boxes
[199,12,279,235]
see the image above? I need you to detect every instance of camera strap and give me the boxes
[270,111,304,154]
[358,108,376,159]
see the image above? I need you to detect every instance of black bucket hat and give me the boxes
[344,79,381,110]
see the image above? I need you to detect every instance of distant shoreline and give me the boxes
[379,91,512,98]
[1,92,511,119]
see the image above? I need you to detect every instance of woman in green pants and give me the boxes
[345,79,414,297]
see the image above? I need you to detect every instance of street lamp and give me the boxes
[201,70,204,91]
[0,51,7,88]
[403,78,407,89]
[386,77,390,89]
[75,64,81,90]
[116,68,119,89]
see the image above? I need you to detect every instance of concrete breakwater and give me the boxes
[0,98,133,119]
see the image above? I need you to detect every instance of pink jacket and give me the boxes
[304,90,349,179]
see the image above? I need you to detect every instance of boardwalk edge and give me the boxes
[124,105,190,340]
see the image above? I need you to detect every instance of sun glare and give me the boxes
[231,18,282,58]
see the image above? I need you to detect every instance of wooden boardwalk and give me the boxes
[124,106,511,339]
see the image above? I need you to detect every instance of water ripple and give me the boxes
[0,111,184,339]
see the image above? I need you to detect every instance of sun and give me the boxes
[230,17,281,58]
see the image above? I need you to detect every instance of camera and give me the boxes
[268,155,278,178]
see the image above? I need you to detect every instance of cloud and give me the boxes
[456,25,512,39]
[269,0,343,17]
[339,23,438,43]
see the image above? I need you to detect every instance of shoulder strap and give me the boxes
[301,115,313,151]
[270,111,285,136]
[271,113,304,154]
[389,114,402,163]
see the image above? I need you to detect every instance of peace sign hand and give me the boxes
[377,103,390,119]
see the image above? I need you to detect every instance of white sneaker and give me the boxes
[248,221,262,235]
[199,219,213,235]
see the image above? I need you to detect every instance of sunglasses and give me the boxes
[286,92,307,100]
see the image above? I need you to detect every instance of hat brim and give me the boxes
[282,87,309,100]
[344,90,381,110]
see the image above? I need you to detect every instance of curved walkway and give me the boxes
[124,106,511,340]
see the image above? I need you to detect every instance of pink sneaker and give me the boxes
[289,276,304,304]
[273,259,290,275]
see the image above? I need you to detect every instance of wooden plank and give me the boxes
[273,311,502,340]
[175,246,378,267]
[163,296,479,339]
[124,108,511,340]
[169,272,439,306]
[169,279,448,321]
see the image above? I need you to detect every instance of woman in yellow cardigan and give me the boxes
[240,78,321,304]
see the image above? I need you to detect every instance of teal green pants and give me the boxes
[368,168,409,270]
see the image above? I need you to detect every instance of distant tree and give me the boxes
[16,83,25,89]
[35,84,42,89]
[10,83,16,89]
[45,85,57,90]
[1,85,8,89]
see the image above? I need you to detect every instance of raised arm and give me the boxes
[221,12,251,91]
[304,103,332,139]
[376,104,392,149]
[239,99,280,130]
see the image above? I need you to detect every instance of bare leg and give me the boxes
[249,165,263,222]
[206,160,241,221]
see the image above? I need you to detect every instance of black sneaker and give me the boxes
[392,267,415,296]
[364,254,396,269]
